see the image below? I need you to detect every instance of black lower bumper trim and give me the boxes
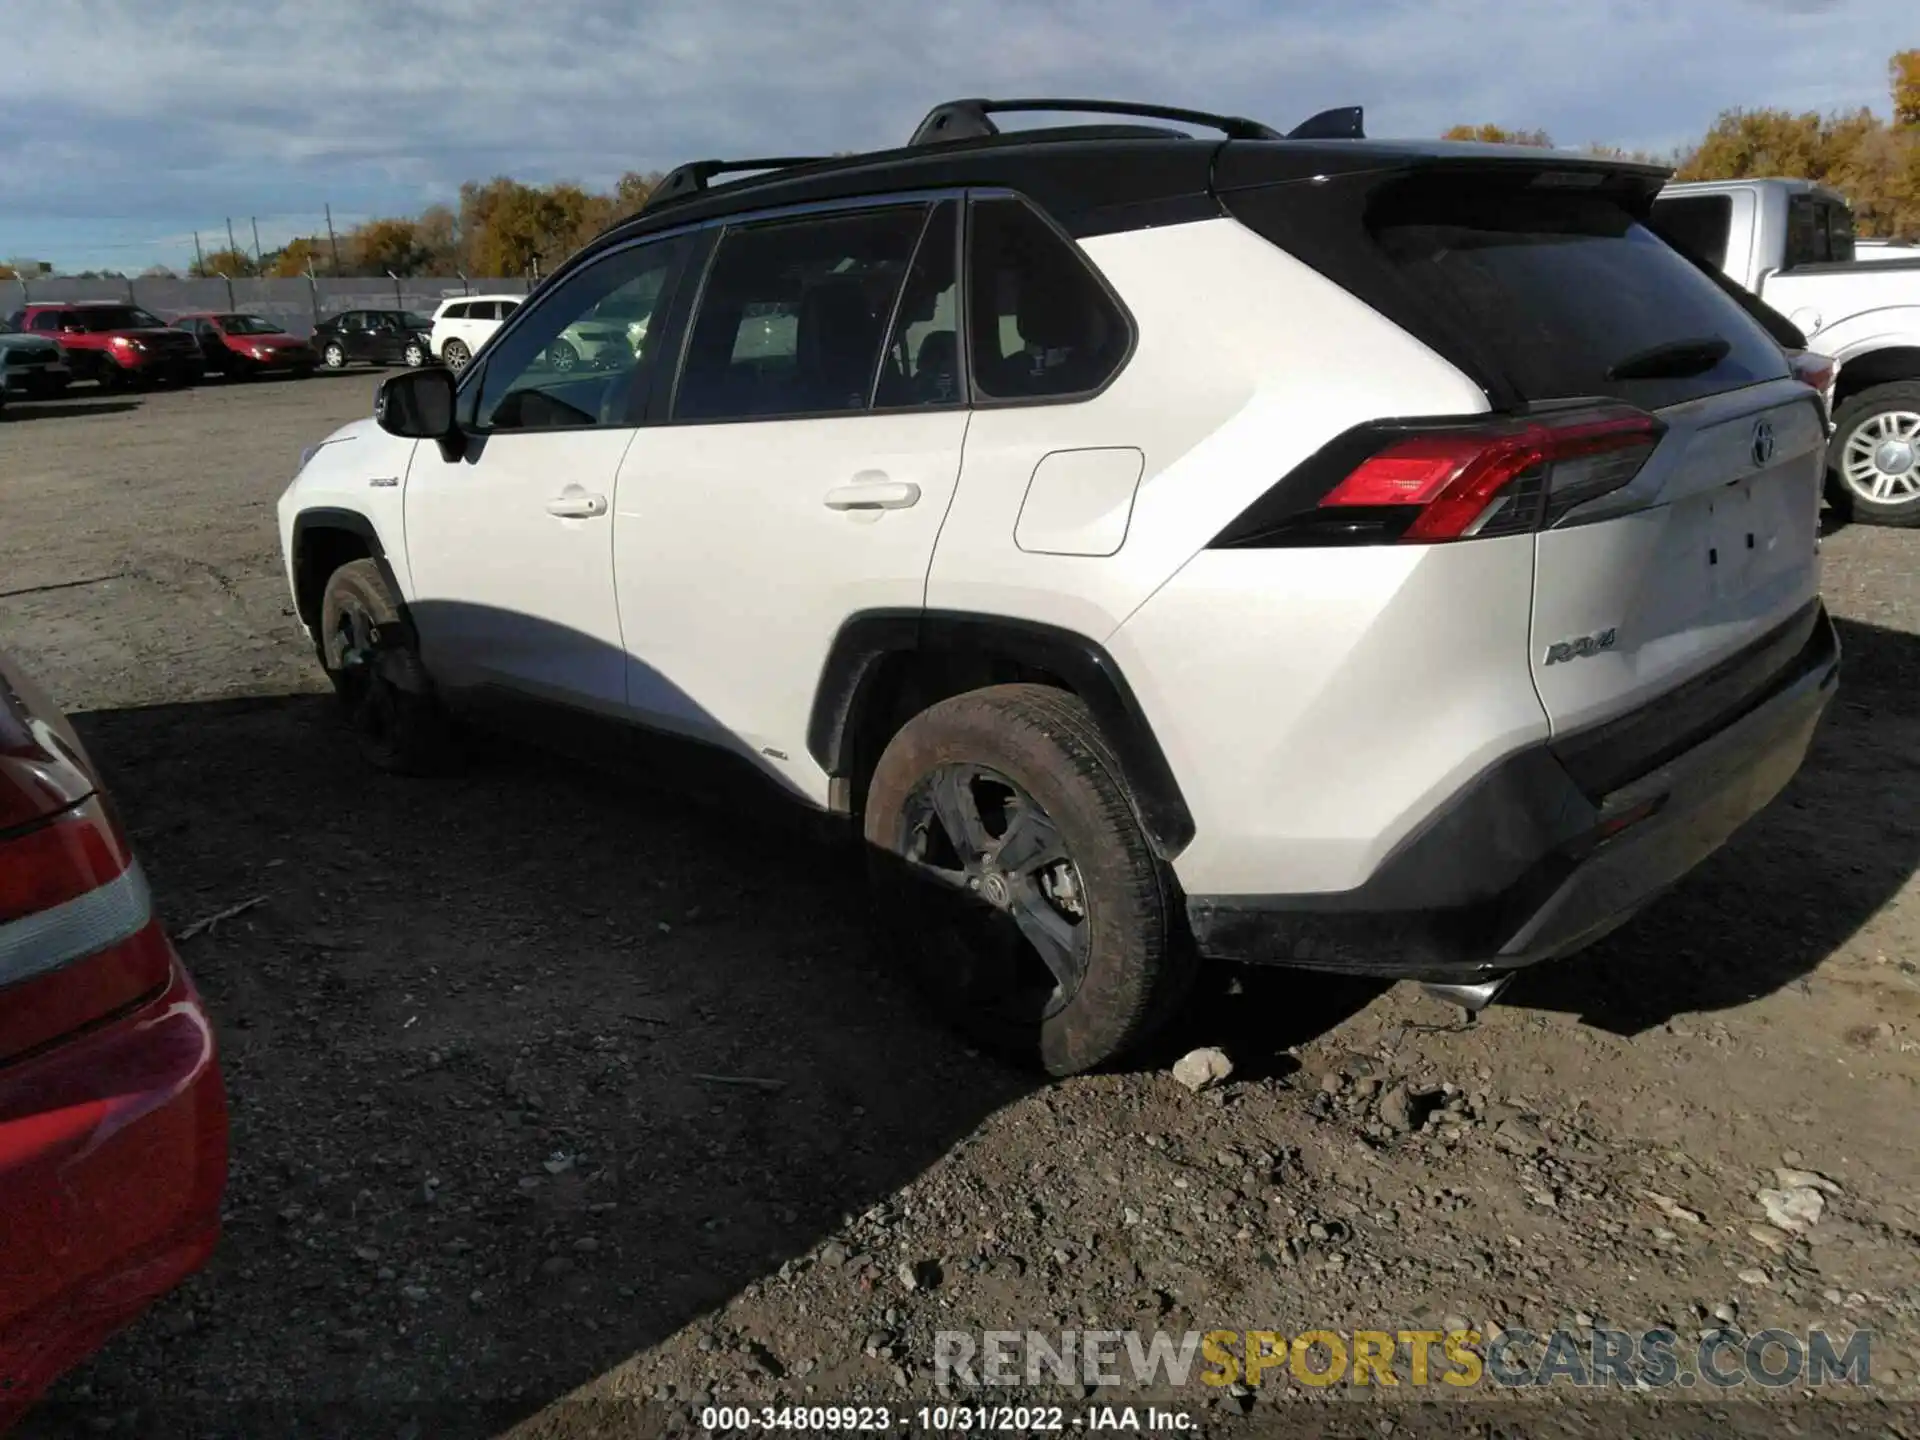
[1186,603,1840,980]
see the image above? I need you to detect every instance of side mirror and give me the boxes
[374,367,460,453]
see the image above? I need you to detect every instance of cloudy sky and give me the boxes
[0,0,1905,272]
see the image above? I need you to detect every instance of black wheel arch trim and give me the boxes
[807,609,1196,858]
[289,507,412,640]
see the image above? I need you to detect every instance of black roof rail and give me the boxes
[640,156,829,214]
[1288,105,1365,140]
[908,97,1284,146]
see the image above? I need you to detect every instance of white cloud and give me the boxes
[0,0,1908,268]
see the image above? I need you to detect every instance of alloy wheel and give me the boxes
[895,763,1090,1023]
[1841,409,1920,506]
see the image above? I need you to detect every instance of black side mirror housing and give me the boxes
[375,366,464,460]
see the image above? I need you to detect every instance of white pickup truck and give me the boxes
[1653,178,1920,526]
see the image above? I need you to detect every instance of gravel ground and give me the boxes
[1,379,1917,1439]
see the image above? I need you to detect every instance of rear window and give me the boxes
[1649,193,1732,270]
[1367,183,1787,410]
[1785,194,1855,268]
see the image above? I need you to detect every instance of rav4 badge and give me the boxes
[1544,628,1618,665]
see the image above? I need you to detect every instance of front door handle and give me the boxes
[545,493,608,519]
[823,480,921,511]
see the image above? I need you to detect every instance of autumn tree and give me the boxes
[267,237,323,278]
[191,247,255,278]
[1442,124,1553,147]
[414,204,459,273]
[348,218,436,276]
[1893,49,1920,128]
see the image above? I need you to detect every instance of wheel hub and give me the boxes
[977,870,1012,909]
[1874,437,1916,477]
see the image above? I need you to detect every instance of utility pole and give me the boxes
[192,231,205,276]
[251,216,264,271]
[324,203,341,275]
[225,216,241,274]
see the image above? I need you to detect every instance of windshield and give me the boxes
[66,307,167,332]
[217,314,286,335]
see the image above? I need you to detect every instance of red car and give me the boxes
[0,651,227,1427]
[2,303,205,388]
[171,312,317,379]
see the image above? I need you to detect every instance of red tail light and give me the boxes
[0,683,171,1061]
[1212,404,1665,549]
[1320,408,1662,542]
[1788,350,1835,407]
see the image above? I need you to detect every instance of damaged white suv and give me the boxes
[278,99,1840,1074]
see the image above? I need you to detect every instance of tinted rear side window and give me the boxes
[1368,182,1786,410]
[1649,194,1732,270]
[967,197,1130,401]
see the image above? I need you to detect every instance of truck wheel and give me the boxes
[318,559,458,774]
[863,684,1195,1076]
[1830,382,1920,528]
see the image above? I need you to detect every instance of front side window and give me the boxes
[967,197,1131,401]
[674,206,929,422]
[476,234,695,432]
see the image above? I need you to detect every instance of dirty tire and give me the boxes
[1829,381,1920,528]
[863,683,1193,1076]
[318,559,457,775]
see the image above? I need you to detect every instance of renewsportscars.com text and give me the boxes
[933,1327,1873,1391]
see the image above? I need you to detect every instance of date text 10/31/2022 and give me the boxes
[697,1406,1198,1432]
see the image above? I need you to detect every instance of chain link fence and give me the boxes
[0,275,532,338]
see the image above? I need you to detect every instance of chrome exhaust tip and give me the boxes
[1421,975,1514,1014]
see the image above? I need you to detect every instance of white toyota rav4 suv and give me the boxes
[277,99,1840,1075]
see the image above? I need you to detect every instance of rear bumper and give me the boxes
[0,952,227,1424]
[1187,602,1840,979]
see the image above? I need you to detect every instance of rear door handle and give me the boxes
[545,493,608,518]
[823,480,921,511]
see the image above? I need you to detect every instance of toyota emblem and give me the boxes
[1751,419,1776,468]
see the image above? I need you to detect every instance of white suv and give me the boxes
[277,99,1840,1075]
[427,294,522,373]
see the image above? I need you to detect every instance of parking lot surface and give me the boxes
[2,379,1918,1436]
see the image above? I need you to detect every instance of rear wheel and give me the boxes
[863,684,1194,1076]
[442,338,471,373]
[318,559,457,774]
[547,339,578,373]
[402,339,427,368]
[1830,382,1920,528]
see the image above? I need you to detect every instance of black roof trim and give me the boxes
[907,97,1283,145]
[642,156,831,215]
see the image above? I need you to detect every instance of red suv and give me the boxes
[5,303,205,388]
[0,650,228,1425]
